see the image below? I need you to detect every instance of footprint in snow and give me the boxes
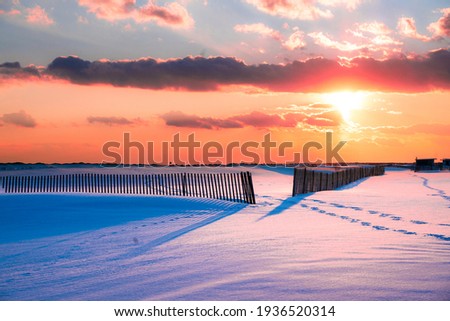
[426,234,450,242]
[372,225,389,231]
[330,203,345,208]
[410,220,428,225]
[394,229,417,235]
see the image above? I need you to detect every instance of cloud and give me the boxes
[3,49,450,93]
[234,23,282,40]
[26,5,54,26]
[0,9,21,16]
[428,8,450,38]
[356,21,392,35]
[161,110,342,129]
[234,23,305,50]
[310,29,402,55]
[87,116,144,126]
[308,31,366,51]
[0,61,41,82]
[1,111,37,128]
[78,0,194,28]
[229,111,299,128]
[161,111,243,129]
[282,30,306,50]
[245,0,361,20]
[318,0,362,11]
[245,0,333,20]
[303,110,342,126]
[397,17,431,41]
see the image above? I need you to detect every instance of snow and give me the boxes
[0,166,449,300]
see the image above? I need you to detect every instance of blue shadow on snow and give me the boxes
[0,194,241,243]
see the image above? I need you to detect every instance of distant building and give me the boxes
[414,158,438,172]
[443,159,450,170]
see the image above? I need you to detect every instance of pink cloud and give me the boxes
[311,26,402,56]
[245,0,333,20]
[397,17,431,41]
[318,0,362,11]
[78,0,194,28]
[0,9,21,16]
[371,35,402,46]
[234,23,282,40]
[245,0,362,20]
[356,21,392,35]
[26,5,54,26]
[229,111,299,128]
[428,8,450,38]
[161,111,243,129]
[234,23,305,50]
[161,110,342,129]
[282,30,306,50]
[308,32,366,51]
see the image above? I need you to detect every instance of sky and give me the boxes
[0,0,450,164]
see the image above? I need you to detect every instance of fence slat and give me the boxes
[292,165,385,196]
[2,170,256,203]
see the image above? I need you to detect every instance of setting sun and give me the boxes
[324,91,367,123]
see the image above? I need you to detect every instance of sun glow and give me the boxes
[324,91,367,123]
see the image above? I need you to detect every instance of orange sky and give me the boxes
[1,80,449,164]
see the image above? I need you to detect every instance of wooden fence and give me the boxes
[292,165,385,196]
[0,171,256,204]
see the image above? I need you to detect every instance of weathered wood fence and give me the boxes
[0,172,256,204]
[292,165,385,196]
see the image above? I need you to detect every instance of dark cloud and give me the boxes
[161,111,243,129]
[1,111,37,128]
[2,49,450,92]
[161,110,341,129]
[87,116,143,126]
[0,61,40,79]
[0,62,21,68]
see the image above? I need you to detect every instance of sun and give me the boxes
[324,91,367,123]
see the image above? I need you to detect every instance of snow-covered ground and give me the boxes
[0,166,449,300]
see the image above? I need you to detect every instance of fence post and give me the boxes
[292,167,306,196]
